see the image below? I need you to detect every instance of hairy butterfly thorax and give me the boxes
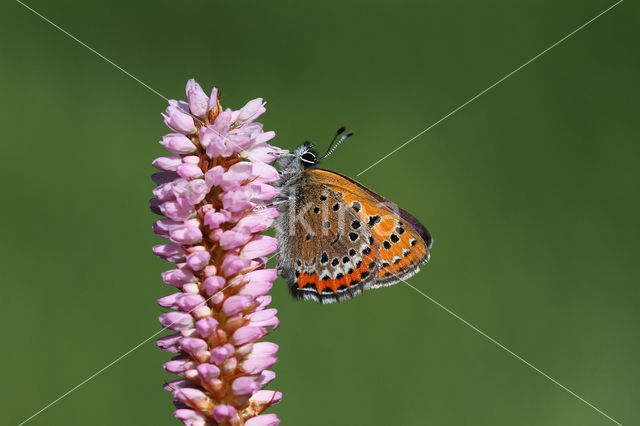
[275,128,433,304]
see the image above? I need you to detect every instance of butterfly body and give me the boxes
[275,142,432,304]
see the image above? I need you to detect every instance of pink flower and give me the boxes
[151,79,282,425]
[186,79,209,118]
[163,105,197,135]
[160,133,196,154]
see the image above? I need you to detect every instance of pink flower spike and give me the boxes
[240,236,278,259]
[186,79,209,118]
[160,133,196,154]
[246,414,280,426]
[152,80,280,424]
[153,155,182,171]
[164,105,196,135]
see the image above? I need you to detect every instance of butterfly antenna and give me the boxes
[320,126,354,159]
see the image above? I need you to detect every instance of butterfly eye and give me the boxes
[300,151,318,165]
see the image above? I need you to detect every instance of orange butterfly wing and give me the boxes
[308,169,432,286]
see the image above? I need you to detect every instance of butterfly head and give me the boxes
[277,142,318,175]
[299,142,319,168]
[278,128,354,179]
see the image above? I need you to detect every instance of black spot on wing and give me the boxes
[368,215,381,227]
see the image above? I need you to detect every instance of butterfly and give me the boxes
[274,127,433,304]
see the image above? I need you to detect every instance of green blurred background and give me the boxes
[1,0,638,424]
